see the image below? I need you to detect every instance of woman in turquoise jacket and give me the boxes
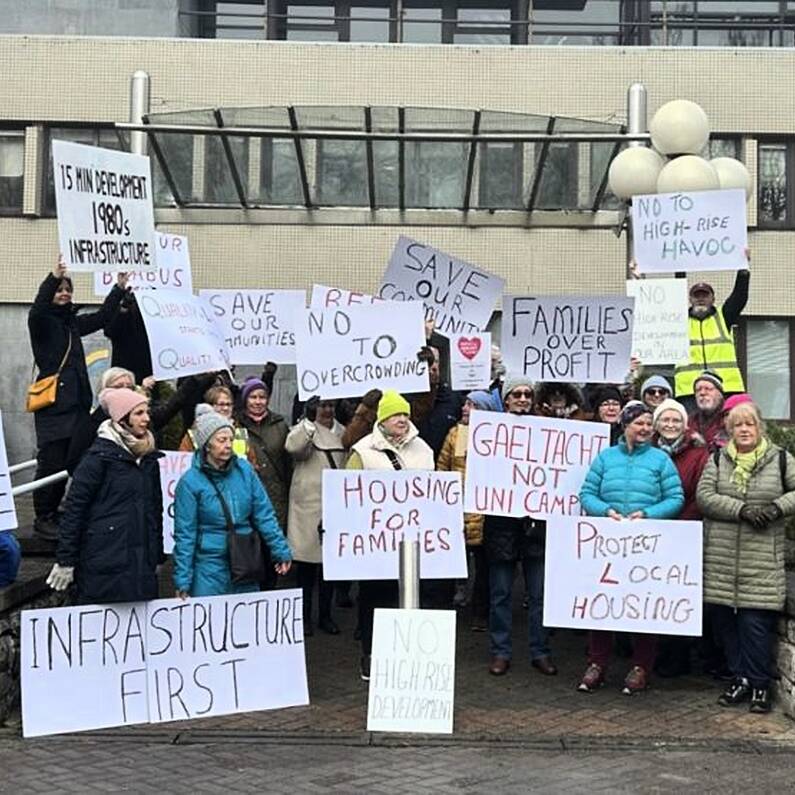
[173,405,292,597]
[577,401,684,696]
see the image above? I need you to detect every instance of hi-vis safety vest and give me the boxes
[674,308,745,397]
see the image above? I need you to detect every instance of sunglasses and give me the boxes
[509,390,533,399]
[645,388,669,397]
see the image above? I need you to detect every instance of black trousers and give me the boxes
[470,545,490,620]
[711,605,777,688]
[296,562,333,623]
[358,580,399,655]
[33,438,71,519]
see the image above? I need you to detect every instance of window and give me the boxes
[406,141,467,208]
[0,132,24,214]
[350,5,390,41]
[204,135,250,203]
[454,7,511,45]
[745,320,791,420]
[285,3,339,40]
[402,6,442,42]
[317,139,368,205]
[536,142,578,210]
[758,142,788,225]
[258,139,303,205]
[532,0,620,46]
[479,142,523,209]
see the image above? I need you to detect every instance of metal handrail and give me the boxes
[11,470,67,497]
[9,459,36,475]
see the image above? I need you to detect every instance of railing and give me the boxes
[9,460,67,497]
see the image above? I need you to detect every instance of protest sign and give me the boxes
[139,289,229,379]
[626,278,690,365]
[200,289,306,365]
[367,609,456,734]
[295,301,428,400]
[158,451,193,555]
[53,140,156,272]
[449,332,491,391]
[501,295,635,384]
[631,188,748,273]
[0,411,18,531]
[321,471,467,581]
[310,284,386,308]
[93,232,192,297]
[463,410,610,520]
[378,237,504,337]
[543,516,703,636]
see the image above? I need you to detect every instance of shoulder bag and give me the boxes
[26,333,72,413]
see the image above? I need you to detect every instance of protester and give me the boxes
[347,390,434,681]
[535,382,588,420]
[640,375,672,411]
[46,388,164,603]
[341,389,382,450]
[179,385,242,452]
[0,532,21,588]
[697,401,795,714]
[103,290,152,384]
[688,370,726,452]
[285,396,346,636]
[27,259,126,540]
[590,386,624,446]
[173,405,292,597]
[578,401,684,694]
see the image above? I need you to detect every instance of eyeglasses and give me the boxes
[509,390,533,399]
[600,400,621,408]
[645,388,670,397]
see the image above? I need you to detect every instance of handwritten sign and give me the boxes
[378,237,504,337]
[295,302,428,401]
[158,451,193,555]
[543,516,703,636]
[626,279,690,365]
[53,140,156,272]
[367,609,456,734]
[321,471,467,581]
[21,590,309,737]
[631,188,748,273]
[501,295,635,384]
[464,411,610,519]
[93,232,192,297]
[0,412,18,531]
[449,332,491,392]
[310,284,386,308]
[200,289,306,365]
[139,289,229,379]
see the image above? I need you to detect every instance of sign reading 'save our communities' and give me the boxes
[53,141,156,272]
[158,451,193,555]
[501,296,635,384]
[631,188,748,273]
[543,516,703,636]
[378,237,504,337]
[21,590,309,737]
[626,278,690,365]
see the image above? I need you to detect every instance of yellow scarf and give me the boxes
[726,437,769,495]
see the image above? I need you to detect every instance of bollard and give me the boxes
[398,538,420,609]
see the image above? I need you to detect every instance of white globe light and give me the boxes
[608,147,666,199]
[650,99,710,155]
[656,155,720,194]
[710,157,753,199]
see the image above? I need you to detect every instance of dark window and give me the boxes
[258,139,303,205]
[204,134,250,203]
[758,142,788,226]
[536,142,578,209]
[478,142,523,209]
[0,132,24,215]
[317,139,368,205]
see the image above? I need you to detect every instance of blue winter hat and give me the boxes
[640,375,672,397]
[466,390,499,412]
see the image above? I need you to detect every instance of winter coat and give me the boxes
[173,452,292,597]
[483,515,546,563]
[688,411,726,453]
[579,438,684,519]
[104,299,153,384]
[28,274,124,445]
[697,443,795,611]
[349,422,434,471]
[57,436,164,604]
[437,423,483,545]
[412,383,464,460]
[656,432,709,520]
[285,418,346,563]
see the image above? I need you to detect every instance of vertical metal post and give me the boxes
[625,82,648,272]
[398,539,420,609]
[129,70,151,156]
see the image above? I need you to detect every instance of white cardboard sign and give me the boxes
[449,332,491,391]
[158,451,193,555]
[367,609,456,735]
[53,140,156,272]
[543,516,703,636]
[501,295,635,384]
[464,410,610,520]
[626,279,690,365]
[631,188,748,273]
[310,284,386,308]
[200,289,306,365]
[321,471,467,581]
[378,237,504,337]
[295,302,428,401]
[0,411,18,531]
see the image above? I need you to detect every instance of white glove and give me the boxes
[46,563,74,591]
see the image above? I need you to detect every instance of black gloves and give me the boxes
[740,503,782,530]
[760,503,783,525]
[303,395,320,423]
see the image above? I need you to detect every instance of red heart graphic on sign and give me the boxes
[457,337,481,360]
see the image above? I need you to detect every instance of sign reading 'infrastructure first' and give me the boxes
[53,141,156,272]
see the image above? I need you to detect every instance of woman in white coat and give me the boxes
[286,397,346,636]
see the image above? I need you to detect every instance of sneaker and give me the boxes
[749,688,772,714]
[359,655,371,682]
[717,677,751,707]
[577,663,605,693]
[622,665,648,695]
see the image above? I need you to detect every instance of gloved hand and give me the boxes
[263,361,278,377]
[739,505,767,529]
[46,563,74,591]
[760,503,783,525]
[361,389,382,410]
[417,346,435,366]
[303,395,320,423]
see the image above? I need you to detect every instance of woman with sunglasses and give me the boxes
[640,375,673,412]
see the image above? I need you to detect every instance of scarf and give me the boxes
[98,419,156,460]
[726,437,769,495]
[656,434,686,457]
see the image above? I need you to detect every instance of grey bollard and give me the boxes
[398,538,420,609]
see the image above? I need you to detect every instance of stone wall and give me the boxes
[776,573,795,719]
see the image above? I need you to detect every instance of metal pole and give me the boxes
[11,470,68,497]
[8,459,37,475]
[398,538,420,609]
[129,70,151,156]
[627,82,647,148]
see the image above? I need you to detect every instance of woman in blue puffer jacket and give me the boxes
[577,401,684,696]
[173,405,292,597]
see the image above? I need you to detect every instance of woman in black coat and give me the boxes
[27,259,127,539]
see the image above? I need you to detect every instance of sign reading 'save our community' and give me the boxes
[53,141,156,272]
[631,188,748,273]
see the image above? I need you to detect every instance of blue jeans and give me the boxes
[710,604,777,689]
[489,557,550,661]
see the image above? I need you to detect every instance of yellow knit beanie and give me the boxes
[376,390,410,424]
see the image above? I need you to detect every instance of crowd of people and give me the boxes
[17,259,795,718]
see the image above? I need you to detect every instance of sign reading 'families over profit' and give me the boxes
[631,188,748,273]
[378,237,504,337]
[449,332,492,392]
[367,609,456,735]
[139,289,229,379]
[310,284,386,308]
[158,451,193,555]
[53,141,156,272]
[295,301,428,400]
[321,471,467,582]
[21,590,309,737]
[463,411,610,520]
[0,411,18,531]
[543,516,703,636]
[501,296,635,384]
[93,232,193,297]
[200,289,306,365]
[626,279,690,365]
